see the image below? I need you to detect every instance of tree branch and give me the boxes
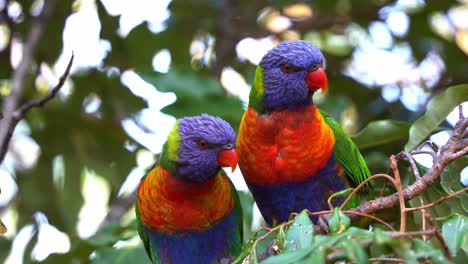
[98,189,137,229]
[0,53,73,163]
[352,116,468,217]
[390,155,407,233]
[0,0,57,164]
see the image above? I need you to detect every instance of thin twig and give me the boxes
[418,196,428,241]
[379,178,390,197]
[340,174,397,210]
[459,104,464,120]
[0,54,73,162]
[257,220,293,242]
[17,54,74,114]
[412,141,438,161]
[307,208,396,231]
[368,258,405,263]
[410,150,437,161]
[405,187,468,212]
[98,188,137,229]
[0,0,57,164]
[343,211,395,231]
[396,152,422,179]
[425,214,452,260]
[390,155,407,233]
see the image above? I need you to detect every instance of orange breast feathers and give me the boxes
[137,166,235,234]
[237,105,335,185]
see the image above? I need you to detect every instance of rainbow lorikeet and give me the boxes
[237,40,372,225]
[136,114,242,263]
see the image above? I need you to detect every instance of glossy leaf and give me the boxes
[284,210,314,251]
[413,239,451,264]
[405,84,468,151]
[261,247,313,264]
[440,157,468,212]
[442,215,468,256]
[329,208,350,234]
[352,120,411,149]
[232,239,255,264]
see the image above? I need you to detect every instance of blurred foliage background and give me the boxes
[0,0,467,263]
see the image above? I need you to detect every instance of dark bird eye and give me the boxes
[281,63,294,74]
[309,63,321,72]
[223,143,234,150]
[198,139,208,149]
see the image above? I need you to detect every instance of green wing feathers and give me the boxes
[135,200,155,262]
[320,110,373,192]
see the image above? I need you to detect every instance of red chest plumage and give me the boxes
[137,166,235,233]
[237,105,335,185]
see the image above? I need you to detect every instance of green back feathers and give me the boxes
[158,121,181,174]
[319,110,373,192]
[249,66,265,113]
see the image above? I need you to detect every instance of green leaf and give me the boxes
[232,239,255,264]
[329,208,350,234]
[87,222,135,247]
[91,245,148,264]
[405,84,468,151]
[346,227,373,240]
[442,215,468,256]
[284,210,314,251]
[440,157,468,212]
[261,247,313,264]
[413,239,451,264]
[352,120,411,149]
[327,188,353,207]
[373,228,392,245]
[136,70,244,130]
[276,224,286,251]
[306,247,325,263]
[341,238,369,263]
[414,180,465,221]
[238,191,255,240]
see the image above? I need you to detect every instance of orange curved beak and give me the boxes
[306,67,328,93]
[217,149,238,172]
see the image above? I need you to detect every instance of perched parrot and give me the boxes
[237,40,372,225]
[136,114,242,264]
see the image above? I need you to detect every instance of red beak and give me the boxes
[306,67,328,93]
[217,149,238,172]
